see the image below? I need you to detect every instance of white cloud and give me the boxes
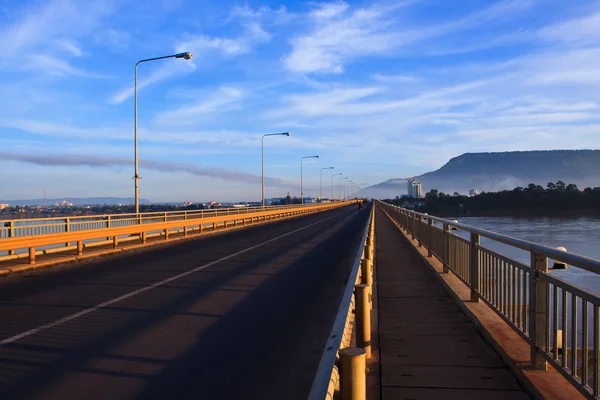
[538,11,600,46]
[310,2,349,19]
[0,0,113,75]
[27,54,109,78]
[54,39,83,57]
[110,17,272,105]
[110,61,196,104]
[155,86,245,125]
[372,74,420,84]
[282,0,537,75]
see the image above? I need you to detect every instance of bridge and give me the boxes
[0,201,598,399]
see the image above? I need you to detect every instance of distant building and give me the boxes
[406,178,422,198]
[469,189,479,197]
[0,204,8,210]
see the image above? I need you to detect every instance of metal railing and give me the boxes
[309,203,374,400]
[0,202,353,265]
[379,201,600,400]
[0,203,324,240]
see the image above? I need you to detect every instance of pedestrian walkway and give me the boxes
[375,206,531,399]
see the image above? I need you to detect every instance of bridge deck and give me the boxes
[0,206,368,400]
[375,207,531,399]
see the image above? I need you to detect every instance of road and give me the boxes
[0,204,369,400]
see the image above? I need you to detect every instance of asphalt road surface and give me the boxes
[0,204,370,400]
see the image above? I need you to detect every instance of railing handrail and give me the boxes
[0,202,323,225]
[0,204,347,252]
[385,203,600,274]
[378,200,600,400]
[308,203,373,400]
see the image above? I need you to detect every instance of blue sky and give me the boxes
[1,0,599,202]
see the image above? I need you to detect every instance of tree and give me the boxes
[425,189,439,200]
[556,181,567,192]
[566,184,580,194]
[453,192,460,196]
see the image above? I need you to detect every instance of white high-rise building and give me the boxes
[406,178,422,198]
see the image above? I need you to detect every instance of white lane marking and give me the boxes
[0,214,338,347]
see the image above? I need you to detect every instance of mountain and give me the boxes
[363,150,600,199]
[0,197,152,206]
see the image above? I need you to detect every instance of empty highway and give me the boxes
[0,205,369,400]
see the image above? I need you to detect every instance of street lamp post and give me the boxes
[301,155,320,205]
[345,180,353,200]
[332,173,342,201]
[262,132,290,207]
[134,52,192,215]
[319,167,334,201]
[339,177,349,200]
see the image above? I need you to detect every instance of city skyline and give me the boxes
[1,0,600,201]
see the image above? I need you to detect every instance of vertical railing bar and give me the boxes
[594,305,599,396]
[518,269,523,330]
[498,260,506,315]
[582,299,589,388]
[553,285,559,361]
[524,272,528,335]
[562,288,568,369]
[512,264,516,324]
[572,294,578,377]
[544,282,552,362]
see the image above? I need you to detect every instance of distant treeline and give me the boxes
[384,181,600,216]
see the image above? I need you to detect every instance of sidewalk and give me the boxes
[375,206,531,399]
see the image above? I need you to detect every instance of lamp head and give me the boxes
[175,52,193,60]
[284,132,290,136]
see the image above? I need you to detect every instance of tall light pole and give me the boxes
[319,167,334,201]
[332,173,342,201]
[134,52,192,215]
[345,180,353,200]
[339,177,349,200]
[301,155,320,205]
[262,132,290,207]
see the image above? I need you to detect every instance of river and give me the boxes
[455,215,600,296]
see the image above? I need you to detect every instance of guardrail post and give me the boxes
[417,215,423,247]
[361,258,373,310]
[442,223,450,273]
[29,247,35,264]
[8,221,15,255]
[77,240,83,256]
[163,212,168,222]
[113,236,119,249]
[164,228,169,240]
[65,217,71,247]
[339,348,366,400]
[410,212,416,240]
[427,218,433,257]
[107,215,111,228]
[184,211,187,220]
[183,226,188,237]
[470,233,480,302]
[530,252,549,370]
[355,284,371,358]
[141,232,147,244]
